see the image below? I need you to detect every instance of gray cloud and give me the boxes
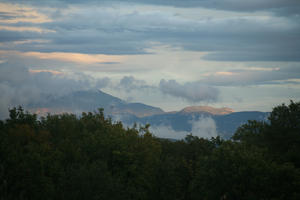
[0,30,29,43]
[0,3,299,61]
[0,61,110,118]
[118,76,154,91]
[0,11,18,20]
[203,51,300,62]
[159,79,219,102]
[199,65,300,86]
[4,0,300,15]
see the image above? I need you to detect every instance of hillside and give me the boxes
[27,90,270,139]
[29,90,164,118]
[180,106,234,115]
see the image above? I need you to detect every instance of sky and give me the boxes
[0,0,300,117]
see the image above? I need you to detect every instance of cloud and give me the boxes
[199,66,300,86]
[0,26,53,33]
[3,0,300,16]
[159,79,219,102]
[0,2,299,61]
[0,3,52,24]
[118,76,154,91]
[28,69,63,75]
[22,51,124,64]
[203,49,300,62]
[0,30,28,42]
[150,125,188,140]
[190,117,218,138]
[150,117,218,140]
[0,1,299,117]
[0,61,110,119]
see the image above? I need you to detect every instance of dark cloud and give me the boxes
[0,11,18,20]
[0,6,298,61]
[0,1,299,61]
[159,79,219,102]
[4,0,300,15]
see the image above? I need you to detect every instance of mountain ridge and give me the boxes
[29,89,164,118]
[28,89,268,139]
[179,106,234,115]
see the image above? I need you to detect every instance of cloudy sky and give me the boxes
[0,0,299,117]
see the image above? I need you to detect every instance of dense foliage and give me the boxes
[1,102,300,200]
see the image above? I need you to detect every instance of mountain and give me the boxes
[29,90,164,117]
[120,110,269,139]
[212,111,268,138]
[28,89,269,139]
[179,106,234,115]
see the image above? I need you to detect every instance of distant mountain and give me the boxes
[213,111,268,138]
[29,90,164,117]
[28,89,269,139]
[179,106,234,115]
[120,110,269,139]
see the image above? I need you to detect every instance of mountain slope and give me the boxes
[29,90,269,139]
[180,106,234,115]
[120,110,269,139]
[29,90,164,117]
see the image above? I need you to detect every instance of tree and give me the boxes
[1,104,300,200]
[232,101,300,166]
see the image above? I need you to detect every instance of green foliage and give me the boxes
[1,102,300,200]
[233,100,300,167]
[232,120,265,144]
[190,142,300,199]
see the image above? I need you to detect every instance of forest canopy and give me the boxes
[1,101,300,200]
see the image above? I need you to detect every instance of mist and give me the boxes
[0,62,110,119]
[150,117,218,140]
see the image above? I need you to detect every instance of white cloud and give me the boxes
[159,79,219,102]
[190,117,218,138]
[150,117,218,140]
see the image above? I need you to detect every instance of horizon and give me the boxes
[18,89,272,117]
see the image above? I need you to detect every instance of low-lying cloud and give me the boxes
[159,79,219,102]
[112,113,218,140]
[150,117,218,140]
[0,61,110,118]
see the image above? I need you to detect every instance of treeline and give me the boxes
[0,102,300,200]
